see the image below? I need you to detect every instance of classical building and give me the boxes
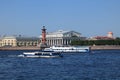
[40,30,86,46]
[16,37,39,47]
[1,36,17,47]
[0,29,87,47]
[0,36,39,47]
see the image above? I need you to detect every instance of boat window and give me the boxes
[35,53,42,55]
[43,54,51,56]
[52,53,60,55]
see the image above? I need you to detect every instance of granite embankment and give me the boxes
[0,45,120,50]
[91,45,120,50]
[0,47,40,50]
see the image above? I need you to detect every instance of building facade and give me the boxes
[1,37,17,47]
[16,37,39,47]
[0,30,86,47]
[40,30,86,46]
[0,36,39,47]
[89,32,114,40]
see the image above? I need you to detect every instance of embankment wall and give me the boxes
[0,45,120,50]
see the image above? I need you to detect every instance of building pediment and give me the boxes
[63,31,81,37]
[44,30,81,38]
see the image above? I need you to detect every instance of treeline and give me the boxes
[71,38,120,46]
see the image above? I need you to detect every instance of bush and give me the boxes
[71,39,120,46]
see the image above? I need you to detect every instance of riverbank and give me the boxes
[0,45,120,50]
[0,47,40,51]
[91,45,120,50]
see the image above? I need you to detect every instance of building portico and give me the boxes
[40,30,86,46]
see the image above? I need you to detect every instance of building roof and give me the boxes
[91,36,114,40]
[1,36,39,41]
[47,30,69,35]
[2,36,16,39]
[16,37,39,41]
[40,30,81,38]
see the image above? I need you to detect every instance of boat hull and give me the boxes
[23,55,61,58]
[21,51,63,58]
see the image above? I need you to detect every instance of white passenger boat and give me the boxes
[21,51,63,58]
[45,46,91,53]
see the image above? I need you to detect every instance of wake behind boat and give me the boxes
[19,51,63,58]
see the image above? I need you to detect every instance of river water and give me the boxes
[0,50,120,80]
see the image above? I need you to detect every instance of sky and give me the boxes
[0,0,120,37]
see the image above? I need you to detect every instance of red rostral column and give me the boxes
[41,26,46,45]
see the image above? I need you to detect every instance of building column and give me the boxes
[57,39,59,45]
[58,39,60,45]
[50,40,52,46]
[62,39,63,45]
[52,39,54,46]
[49,40,51,46]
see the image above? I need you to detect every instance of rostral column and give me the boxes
[40,26,47,49]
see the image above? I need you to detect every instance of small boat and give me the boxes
[21,51,63,58]
[45,46,91,53]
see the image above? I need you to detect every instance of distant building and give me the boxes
[1,36,17,47]
[40,30,86,46]
[0,29,87,47]
[0,36,39,47]
[16,37,39,47]
[90,32,114,40]
[107,32,113,38]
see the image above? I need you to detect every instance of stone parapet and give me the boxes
[0,46,40,50]
[91,45,120,50]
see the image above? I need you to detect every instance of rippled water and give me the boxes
[0,50,120,80]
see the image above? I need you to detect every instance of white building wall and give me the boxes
[40,30,86,46]
[46,34,63,38]
[1,37,17,47]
